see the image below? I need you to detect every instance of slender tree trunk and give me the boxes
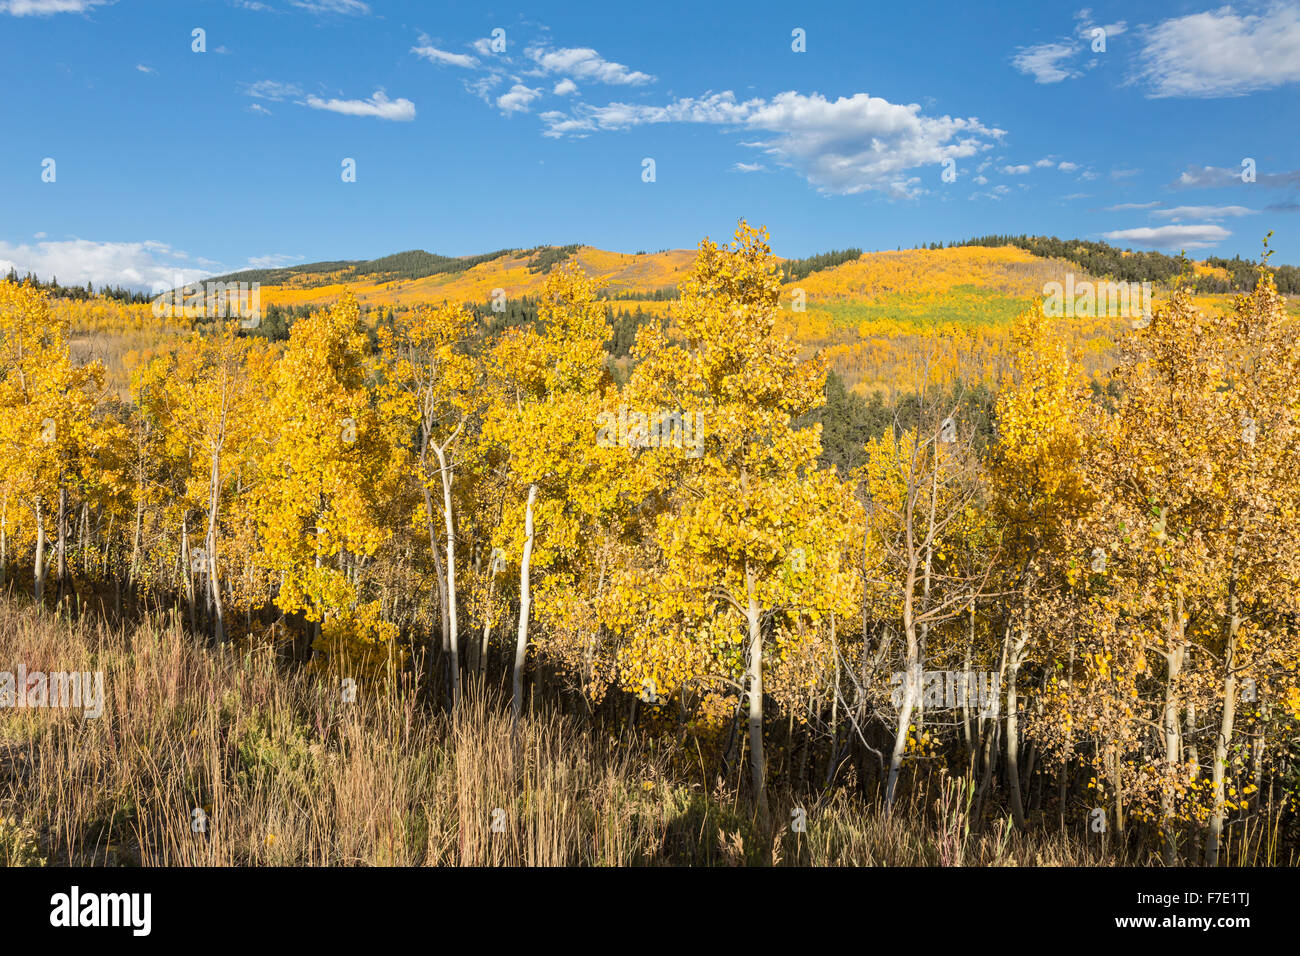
[181,519,196,634]
[512,483,537,723]
[433,441,460,707]
[56,485,67,598]
[887,562,921,808]
[130,499,143,586]
[1006,630,1027,828]
[744,561,770,829]
[1162,591,1186,865]
[34,497,46,604]
[0,491,8,588]
[1207,580,1241,867]
[206,447,226,644]
[480,567,498,679]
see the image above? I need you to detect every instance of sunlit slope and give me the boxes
[211,243,1299,398]
[258,246,696,309]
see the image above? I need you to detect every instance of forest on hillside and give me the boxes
[2,222,1299,867]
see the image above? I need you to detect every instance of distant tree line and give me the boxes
[949,234,1300,293]
[2,268,152,304]
[782,248,863,281]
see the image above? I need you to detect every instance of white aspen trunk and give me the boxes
[130,499,143,586]
[512,483,537,723]
[1162,590,1186,865]
[744,561,769,827]
[1207,584,1240,867]
[34,497,46,603]
[206,447,225,644]
[1006,630,1027,828]
[432,440,460,707]
[887,561,920,808]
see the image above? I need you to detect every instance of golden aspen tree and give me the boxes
[380,301,478,704]
[482,264,611,721]
[0,280,104,604]
[619,222,858,827]
[989,305,1097,826]
[254,292,400,672]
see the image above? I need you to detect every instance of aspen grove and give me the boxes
[3,222,1299,864]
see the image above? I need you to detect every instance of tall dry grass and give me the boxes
[0,598,1107,866]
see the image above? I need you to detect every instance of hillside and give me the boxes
[51,237,1300,399]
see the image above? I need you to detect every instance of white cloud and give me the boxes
[0,238,211,291]
[1102,223,1231,249]
[973,174,988,185]
[540,90,1004,198]
[497,84,542,114]
[731,162,765,173]
[1134,3,1300,97]
[553,78,577,96]
[1034,158,1055,168]
[1011,42,1079,83]
[0,0,110,14]
[305,89,415,121]
[288,0,370,14]
[1106,201,1162,210]
[242,79,302,101]
[1013,11,1127,83]
[245,253,304,269]
[1058,161,1080,172]
[248,102,272,115]
[526,45,655,86]
[1151,204,1257,221]
[412,38,478,69]
[1176,164,1300,188]
[136,64,156,74]
[1002,164,1031,174]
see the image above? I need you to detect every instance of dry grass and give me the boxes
[0,598,1105,866]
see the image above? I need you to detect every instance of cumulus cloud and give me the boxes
[553,78,577,95]
[1134,3,1300,97]
[497,84,542,114]
[1011,42,1079,83]
[1102,223,1231,249]
[1002,164,1031,174]
[525,45,655,85]
[0,238,212,291]
[305,89,415,121]
[1012,10,1126,83]
[539,90,1004,198]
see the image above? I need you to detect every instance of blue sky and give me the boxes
[1,0,1297,290]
